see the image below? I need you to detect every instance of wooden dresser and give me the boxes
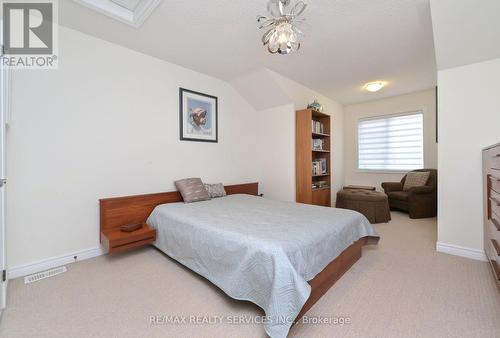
[483,143,500,286]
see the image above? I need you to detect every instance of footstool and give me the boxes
[335,189,391,224]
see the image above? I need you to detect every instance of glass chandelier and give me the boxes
[257,0,307,55]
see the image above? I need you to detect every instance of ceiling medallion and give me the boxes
[257,0,307,55]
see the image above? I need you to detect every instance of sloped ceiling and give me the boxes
[230,69,291,110]
[430,0,500,70]
[61,0,436,104]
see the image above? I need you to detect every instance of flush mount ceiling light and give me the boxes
[257,0,307,55]
[364,81,387,92]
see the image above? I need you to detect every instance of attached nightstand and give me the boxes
[100,224,156,255]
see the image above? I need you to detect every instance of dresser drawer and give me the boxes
[486,236,499,260]
[488,244,500,281]
[489,175,500,194]
[490,260,500,282]
[489,189,500,219]
[489,217,500,243]
[491,150,500,170]
[485,237,495,261]
[490,238,500,258]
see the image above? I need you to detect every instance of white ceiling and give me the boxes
[61,0,437,104]
[430,0,500,70]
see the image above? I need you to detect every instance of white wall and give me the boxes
[7,27,344,270]
[437,57,500,253]
[230,69,345,202]
[6,26,261,268]
[268,71,345,198]
[253,104,296,202]
[343,90,437,190]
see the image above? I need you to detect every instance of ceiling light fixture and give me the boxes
[257,0,307,55]
[364,81,387,92]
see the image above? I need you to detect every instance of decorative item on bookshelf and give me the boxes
[312,138,324,150]
[307,99,324,112]
[312,180,329,189]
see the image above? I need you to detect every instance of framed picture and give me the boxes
[179,88,218,143]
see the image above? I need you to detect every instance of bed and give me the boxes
[99,182,379,338]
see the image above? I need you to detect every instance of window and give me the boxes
[73,0,161,27]
[358,112,424,171]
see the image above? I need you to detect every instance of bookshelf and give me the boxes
[296,109,331,207]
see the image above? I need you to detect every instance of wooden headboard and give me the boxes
[99,182,259,232]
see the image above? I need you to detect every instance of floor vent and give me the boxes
[24,266,67,284]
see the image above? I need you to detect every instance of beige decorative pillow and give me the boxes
[403,171,430,191]
[203,183,227,198]
[175,178,211,203]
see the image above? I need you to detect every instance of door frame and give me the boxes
[0,17,9,312]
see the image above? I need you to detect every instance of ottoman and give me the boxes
[335,189,391,224]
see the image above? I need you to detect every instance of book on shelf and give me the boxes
[312,138,324,150]
[311,120,324,134]
[312,158,328,175]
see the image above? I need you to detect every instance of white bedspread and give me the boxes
[147,194,379,338]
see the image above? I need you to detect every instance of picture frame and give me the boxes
[179,88,218,143]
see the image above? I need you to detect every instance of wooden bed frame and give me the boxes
[99,182,371,322]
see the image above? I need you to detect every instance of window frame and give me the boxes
[356,110,425,173]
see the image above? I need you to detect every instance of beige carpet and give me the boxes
[1,212,499,338]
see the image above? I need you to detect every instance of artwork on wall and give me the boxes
[179,88,218,143]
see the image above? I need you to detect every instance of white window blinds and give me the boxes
[358,112,424,171]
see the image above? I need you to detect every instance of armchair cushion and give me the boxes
[387,191,409,201]
[403,171,430,191]
[408,186,434,195]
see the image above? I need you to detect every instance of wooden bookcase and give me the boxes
[296,109,331,207]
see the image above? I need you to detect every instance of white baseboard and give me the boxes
[7,246,105,280]
[436,242,487,262]
[6,242,486,279]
